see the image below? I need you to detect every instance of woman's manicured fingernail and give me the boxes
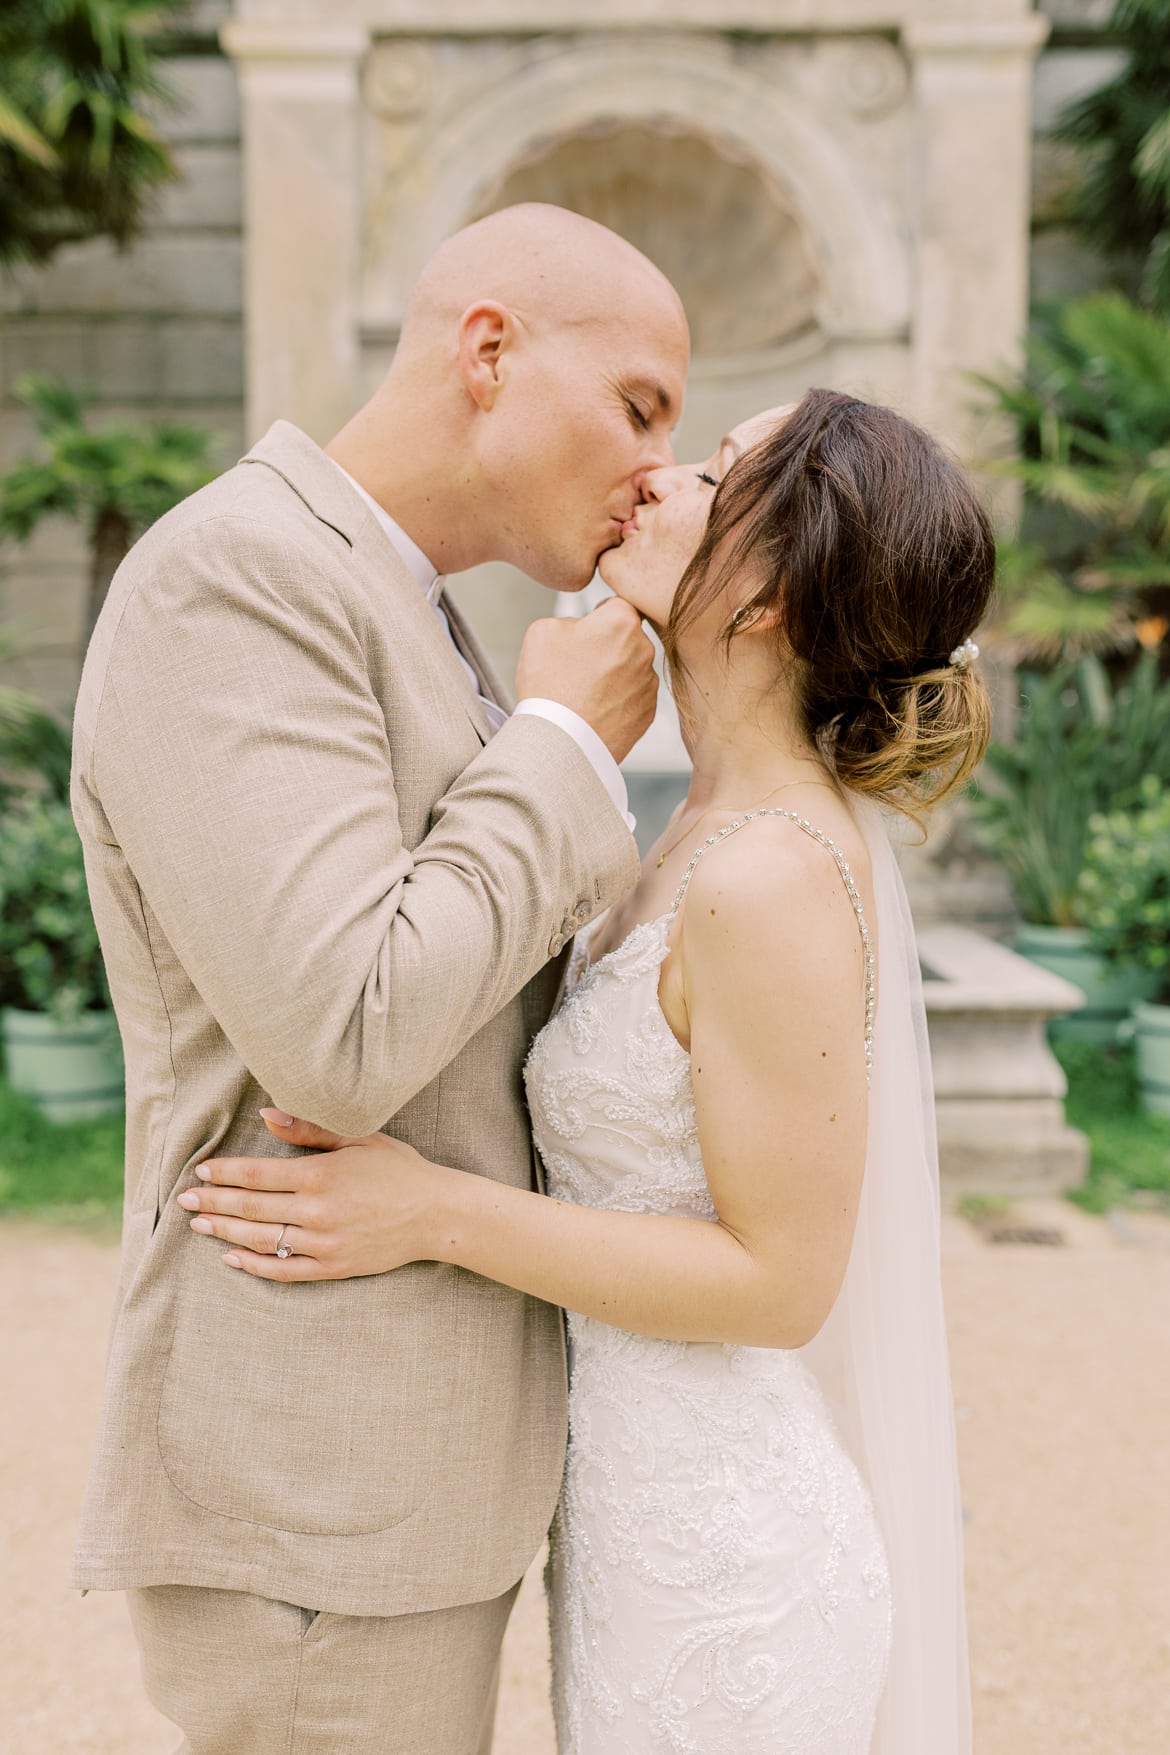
[222,1254,240,1268]
[260,1107,294,1126]
[178,1191,200,1209]
[196,1164,212,1179]
[190,1217,213,1233]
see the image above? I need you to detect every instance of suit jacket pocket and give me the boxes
[156,1240,454,1535]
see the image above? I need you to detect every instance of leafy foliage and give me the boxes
[0,375,218,540]
[0,794,109,1021]
[979,294,1170,662]
[0,375,220,640]
[0,688,72,812]
[1055,0,1170,312]
[0,0,186,266]
[1078,776,1170,999]
[0,632,73,810]
[970,653,1170,926]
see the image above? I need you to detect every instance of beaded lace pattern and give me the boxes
[524,812,892,1755]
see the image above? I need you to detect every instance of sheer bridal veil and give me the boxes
[800,797,972,1754]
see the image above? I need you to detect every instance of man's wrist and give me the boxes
[513,698,635,832]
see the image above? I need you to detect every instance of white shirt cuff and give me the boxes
[513,698,636,834]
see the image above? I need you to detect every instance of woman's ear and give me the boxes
[731,600,784,636]
[457,300,513,411]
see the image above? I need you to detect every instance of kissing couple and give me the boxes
[72,204,991,1754]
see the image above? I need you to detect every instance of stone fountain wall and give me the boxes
[0,0,1117,723]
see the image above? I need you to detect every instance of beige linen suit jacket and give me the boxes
[69,421,640,1618]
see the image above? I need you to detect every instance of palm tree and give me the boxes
[0,377,219,650]
[979,294,1170,665]
[0,0,185,267]
[1055,0,1170,312]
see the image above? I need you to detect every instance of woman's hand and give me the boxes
[177,1108,457,1281]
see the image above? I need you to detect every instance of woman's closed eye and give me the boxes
[697,470,720,487]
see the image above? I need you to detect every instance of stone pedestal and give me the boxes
[920,925,1090,1200]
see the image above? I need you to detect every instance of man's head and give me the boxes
[354,204,690,592]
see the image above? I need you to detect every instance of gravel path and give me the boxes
[2,1200,1168,1755]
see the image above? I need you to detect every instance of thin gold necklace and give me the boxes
[655,776,838,868]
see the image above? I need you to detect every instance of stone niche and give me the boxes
[222,0,1048,848]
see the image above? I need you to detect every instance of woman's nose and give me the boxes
[642,463,691,502]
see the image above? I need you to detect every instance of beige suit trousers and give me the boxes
[127,1580,521,1755]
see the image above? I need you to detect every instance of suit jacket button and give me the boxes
[574,901,591,923]
[548,932,566,956]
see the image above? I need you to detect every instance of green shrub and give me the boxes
[1078,776,1170,1001]
[1058,1041,1170,1213]
[0,794,108,1020]
[970,652,1170,926]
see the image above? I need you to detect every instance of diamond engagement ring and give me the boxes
[274,1225,293,1260]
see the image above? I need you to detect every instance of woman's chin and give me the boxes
[598,552,644,609]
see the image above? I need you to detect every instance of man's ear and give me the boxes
[457,301,513,411]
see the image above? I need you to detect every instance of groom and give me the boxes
[71,204,689,1753]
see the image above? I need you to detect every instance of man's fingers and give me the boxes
[588,593,641,628]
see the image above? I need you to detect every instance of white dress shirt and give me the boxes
[330,460,634,831]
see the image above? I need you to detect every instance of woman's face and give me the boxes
[597,403,796,629]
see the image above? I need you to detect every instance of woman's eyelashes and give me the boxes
[626,400,652,431]
[697,470,721,487]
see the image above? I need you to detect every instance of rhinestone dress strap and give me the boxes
[667,807,876,1085]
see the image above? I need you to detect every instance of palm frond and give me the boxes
[0,91,57,167]
[1002,577,1138,662]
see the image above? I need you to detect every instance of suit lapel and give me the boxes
[242,422,506,750]
[442,591,513,747]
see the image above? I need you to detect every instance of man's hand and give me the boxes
[516,597,659,764]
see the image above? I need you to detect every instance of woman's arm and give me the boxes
[183,824,871,1350]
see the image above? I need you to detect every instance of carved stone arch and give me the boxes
[361,35,910,344]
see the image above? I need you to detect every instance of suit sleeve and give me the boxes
[84,515,640,1134]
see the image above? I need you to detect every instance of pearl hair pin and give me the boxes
[948,638,979,669]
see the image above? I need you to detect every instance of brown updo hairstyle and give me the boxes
[663,388,996,821]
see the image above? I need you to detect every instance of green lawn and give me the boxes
[1055,1041,1170,1213]
[0,1042,1166,1222]
[0,1077,124,1218]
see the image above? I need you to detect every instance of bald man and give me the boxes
[70,206,690,1753]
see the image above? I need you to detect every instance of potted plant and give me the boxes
[0,792,123,1122]
[1078,778,1170,1117]
[971,654,1170,1040]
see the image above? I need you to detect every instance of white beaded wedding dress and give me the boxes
[524,804,972,1755]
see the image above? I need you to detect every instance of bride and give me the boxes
[181,388,995,1753]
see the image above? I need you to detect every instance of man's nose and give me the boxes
[634,431,675,490]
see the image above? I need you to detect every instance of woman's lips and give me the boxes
[619,516,639,538]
